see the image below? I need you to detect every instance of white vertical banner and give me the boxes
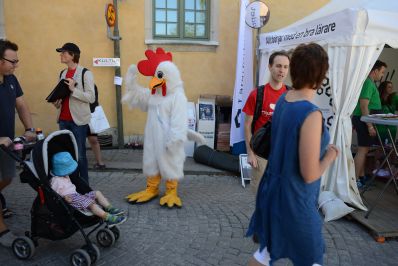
[230,0,253,148]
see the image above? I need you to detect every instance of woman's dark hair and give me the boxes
[378,81,394,105]
[67,51,80,63]
[290,43,329,90]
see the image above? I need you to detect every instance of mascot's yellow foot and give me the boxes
[126,175,161,204]
[159,180,182,208]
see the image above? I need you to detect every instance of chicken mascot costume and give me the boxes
[122,48,205,208]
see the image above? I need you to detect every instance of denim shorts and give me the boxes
[0,149,16,181]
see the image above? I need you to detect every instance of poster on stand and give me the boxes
[197,97,216,149]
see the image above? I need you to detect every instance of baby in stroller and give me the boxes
[50,151,126,227]
[1,130,127,263]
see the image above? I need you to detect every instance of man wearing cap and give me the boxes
[52,42,95,184]
[0,39,36,248]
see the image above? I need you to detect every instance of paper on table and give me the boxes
[369,113,398,119]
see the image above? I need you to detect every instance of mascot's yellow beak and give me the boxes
[150,76,165,90]
[149,76,167,96]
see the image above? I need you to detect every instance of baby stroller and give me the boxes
[1,130,120,266]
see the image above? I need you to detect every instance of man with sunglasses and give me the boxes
[0,39,36,248]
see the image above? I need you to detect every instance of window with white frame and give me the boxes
[153,0,210,40]
[145,0,218,47]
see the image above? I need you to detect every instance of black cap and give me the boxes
[56,42,80,54]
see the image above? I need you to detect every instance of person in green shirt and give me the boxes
[352,60,387,189]
[376,81,397,143]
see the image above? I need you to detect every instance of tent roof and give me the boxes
[259,0,398,51]
[287,0,398,28]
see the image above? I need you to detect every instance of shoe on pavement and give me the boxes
[105,206,125,216]
[372,169,390,177]
[93,163,106,170]
[105,214,127,228]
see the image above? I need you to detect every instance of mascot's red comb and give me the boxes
[137,48,173,77]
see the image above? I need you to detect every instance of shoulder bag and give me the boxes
[249,85,272,159]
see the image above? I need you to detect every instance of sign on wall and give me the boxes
[105,3,116,27]
[93,58,120,67]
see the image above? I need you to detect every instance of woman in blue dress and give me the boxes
[247,43,339,266]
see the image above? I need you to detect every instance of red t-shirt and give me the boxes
[243,83,287,133]
[59,68,76,121]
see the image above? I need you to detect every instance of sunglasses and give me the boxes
[2,57,19,65]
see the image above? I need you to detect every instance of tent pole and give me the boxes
[255,27,260,86]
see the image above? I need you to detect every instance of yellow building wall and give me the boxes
[3,0,328,137]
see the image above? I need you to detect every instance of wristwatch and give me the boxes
[25,128,35,132]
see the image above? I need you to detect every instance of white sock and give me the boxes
[253,248,271,265]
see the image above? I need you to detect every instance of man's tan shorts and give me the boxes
[251,155,267,195]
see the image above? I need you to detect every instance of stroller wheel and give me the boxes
[24,231,39,247]
[96,228,115,247]
[12,236,35,260]
[110,226,120,241]
[70,249,91,266]
[82,243,100,264]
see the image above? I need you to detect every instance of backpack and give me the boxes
[250,85,271,159]
[251,84,292,134]
[59,68,98,113]
[250,84,291,159]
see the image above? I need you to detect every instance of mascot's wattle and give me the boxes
[122,48,205,208]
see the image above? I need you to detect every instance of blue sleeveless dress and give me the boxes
[246,94,330,266]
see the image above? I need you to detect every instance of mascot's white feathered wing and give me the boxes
[122,48,205,208]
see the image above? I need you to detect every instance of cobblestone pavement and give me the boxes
[1,171,398,265]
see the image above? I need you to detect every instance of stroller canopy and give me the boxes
[32,130,78,182]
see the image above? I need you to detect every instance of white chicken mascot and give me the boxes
[122,48,204,208]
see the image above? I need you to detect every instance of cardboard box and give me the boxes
[216,123,231,151]
[200,94,232,107]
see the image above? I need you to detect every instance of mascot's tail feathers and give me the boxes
[187,129,206,146]
[121,64,149,110]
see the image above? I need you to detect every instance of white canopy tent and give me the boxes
[258,0,398,210]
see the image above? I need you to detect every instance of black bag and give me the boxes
[250,120,272,159]
[249,85,291,159]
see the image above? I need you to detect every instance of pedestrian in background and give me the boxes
[243,51,290,195]
[352,60,387,188]
[87,85,106,170]
[52,42,95,184]
[246,43,339,266]
[376,81,397,143]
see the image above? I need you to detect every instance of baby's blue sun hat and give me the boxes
[52,152,78,176]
